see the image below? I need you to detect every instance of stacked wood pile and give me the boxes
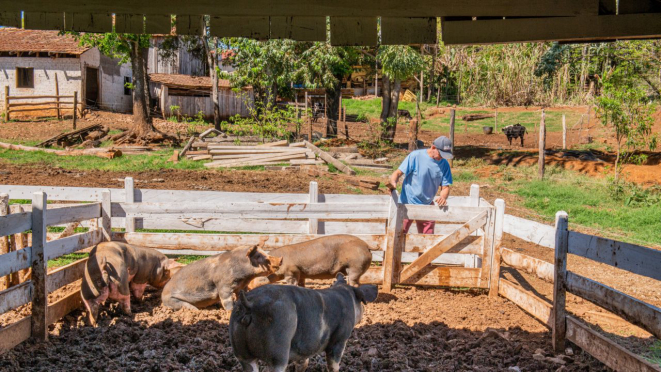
[203,141,319,168]
[462,113,495,121]
[36,124,108,148]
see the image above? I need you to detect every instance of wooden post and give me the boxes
[100,190,112,241]
[124,177,136,233]
[562,114,567,149]
[383,190,404,293]
[469,184,480,207]
[538,109,546,180]
[308,181,319,234]
[55,73,61,120]
[31,192,48,341]
[0,193,8,290]
[408,119,419,151]
[72,91,78,129]
[494,108,498,131]
[489,199,506,297]
[436,84,441,107]
[553,211,569,353]
[14,205,28,284]
[338,95,342,138]
[4,86,9,122]
[323,93,327,119]
[343,105,348,139]
[449,108,455,167]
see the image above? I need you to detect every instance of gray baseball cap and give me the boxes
[432,136,454,159]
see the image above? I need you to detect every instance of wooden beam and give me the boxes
[308,181,319,234]
[46,258,87,294]
[566,272,661,340]
[0,12,21,28]
[568,231,661,281]
[304,141,356,175]
[382,192,405,292]
[270,16,326,41]
[66,13,112,32]
[498,279,552,327]
[30,192,48,342]
[24,12,65,30]
[566,316,661,372]
[0,281,32,315]
[381,17,437,45]
[210,16,269,39]
[442,13,661,45]
[176,14,203,35]
[363,266,485,288]
[552,211,569,353]
[501,248,554,282]
[145,14,172,34]
[4,0,598,17]
[488,199,505,297]
[399,210,487,283]
[502,214,555,249]
[404,205,490,223]
[330,17,377,46]
[115,14,144,34]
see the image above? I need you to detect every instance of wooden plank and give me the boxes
[270,16,326,41]
[553,211,569,353]
[4,0,598,17]
[176,14,203,35]
[210,16,269,39]
[100,191,111,241]
[208,148,308,154]
[400,210,488,283]
[0,212,32,237]
[501,248,554,282]
[362,266,484,288]
[0,247,31,278]
[117,201,389,220]
[503,214,555,249]
[0,281,32,315]
[320,221,385,235]
[382,192,405,292]
[205,153,307,168]
[46,258,87,294]
[404,205,491,223]
[44,229,104,261]
[0,317,30,351]
[566,316,661,372]
[24,12,65,30]
[330,17,378,46]
[568,231,661,281]
[124,177,136,233]
[308,181,319,234]
[479,209,495,289]
[145,14,172,34]
[138,188,307,204]
[381,17,436,45]
[442,13,661,45]
[489,199,505,297]
[30,192,48,341]
[45,203,101,227]
[115,14,144,34]
[0,185,126,202]
[566,272,661,340]
[372,251,479,267]
[46,289,82,325]
[0,12,21,28]
[304,142,356,176]
[406,235,483,255]
[498,279,552,327]
[132,217,309,234]
[66,13,113,32]
[112,232,385,251]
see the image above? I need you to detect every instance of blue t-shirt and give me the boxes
[398,149,453,205]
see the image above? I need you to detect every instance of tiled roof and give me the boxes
[149,73,236,90]
[0,28,90,55]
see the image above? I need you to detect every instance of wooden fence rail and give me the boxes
[4,86,79,124]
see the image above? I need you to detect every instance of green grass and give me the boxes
[0,148,208,172]
[48,253,88,268]
[168,255,207,265]
[645,341,661,366]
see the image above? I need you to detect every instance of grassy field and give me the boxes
[343,98,587,135]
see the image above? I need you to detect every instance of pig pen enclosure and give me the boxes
[0,181,659,371]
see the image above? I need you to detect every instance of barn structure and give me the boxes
[0,28,133,117]
[149,73,253,120]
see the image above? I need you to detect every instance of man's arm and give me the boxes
[434,186,451,206]
[387,169,403,191]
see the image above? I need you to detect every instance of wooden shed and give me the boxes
[149,73,253,120]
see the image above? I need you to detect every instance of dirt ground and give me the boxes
[0,281,606,372]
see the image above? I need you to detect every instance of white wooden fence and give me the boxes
[495,212,661,372]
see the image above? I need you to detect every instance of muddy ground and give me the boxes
[0,282,606,372]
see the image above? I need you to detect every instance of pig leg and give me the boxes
[283,272,300,286]
[297,276,306,288]
[325,341,347,372]
[166,297,200,310]
[219,289,235,311]
[82,286,109,327]
[239,360,259,372]
[108,282,132,315]
[130,282,148,301]
[346,267,365,287]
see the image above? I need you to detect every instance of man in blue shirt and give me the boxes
[387,136,453,234]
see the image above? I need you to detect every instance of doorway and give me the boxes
[85,67,99,107]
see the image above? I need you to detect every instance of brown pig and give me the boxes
[81,242,182,327]
[254,234,373,288]
[161,245,282,311]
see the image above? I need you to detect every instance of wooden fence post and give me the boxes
[343,105,348,139]
[489,199,506,297]
[4,86,9,122]
[308,181,319,234]
[562,114,567,149]
[553,211,569,353]
[449,108,456,167]
[124,177,136,233]
[469,184,480,207]
[55,74,61,120]
[72,91,78,130]
[31,192,48,341]
[408,119,419,152]
[14,204,29,284]
[494,108,498,131]
[383,190,404,293]
[538,109,546,181]
[100,190,112,241]
[0,193,8,290]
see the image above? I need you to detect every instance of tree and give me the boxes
[74,32,177,145]
[199,18,221,130]
[595,65,657,182]
[377,45,424,142]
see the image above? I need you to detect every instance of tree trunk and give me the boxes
[129,38,154,136]
[428,45,436,102]
[380,75,401,142]
[325,79,342,138]
[201,20,221,130]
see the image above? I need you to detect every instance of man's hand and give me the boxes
[387,170,403,193]
[435,186,451,206]
[434,195,448,206]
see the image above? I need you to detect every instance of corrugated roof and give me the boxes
[0,28,90,55]
[149,73,239,90]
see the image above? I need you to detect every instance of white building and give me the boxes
[0,28,133,117]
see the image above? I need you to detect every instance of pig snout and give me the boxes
[266,255,283,272]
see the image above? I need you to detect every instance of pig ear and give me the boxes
[246,245,258,257]
[333,273,347,286]
[354,285,378,304]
